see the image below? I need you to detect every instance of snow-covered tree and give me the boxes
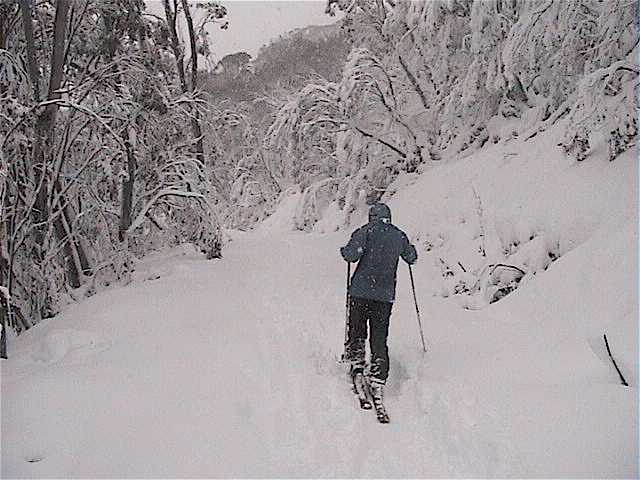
[563,58,638,162]
[1,0,225,327]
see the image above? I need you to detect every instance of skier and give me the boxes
[340,202,418,422]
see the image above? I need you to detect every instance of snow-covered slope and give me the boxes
[391,121,638,388]
[2,123,637,477]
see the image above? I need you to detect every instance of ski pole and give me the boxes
[342,262,351,359]
[408,264,427,353]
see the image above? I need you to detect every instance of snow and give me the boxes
[254,188,302,234]
[2,123,637,477]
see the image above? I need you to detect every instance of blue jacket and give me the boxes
[340,203,417,303]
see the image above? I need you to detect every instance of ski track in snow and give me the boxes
[2,223,637,477]
[1,232,505,477]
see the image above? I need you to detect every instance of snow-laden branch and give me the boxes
[126,189,205,235]
[569,59,639,127]
[0,48,29,87]
[563,58,639,154]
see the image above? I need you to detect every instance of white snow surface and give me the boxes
[2,127,638,478]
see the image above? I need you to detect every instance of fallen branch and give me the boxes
[471,263,527,294]
[489,263,526,277]
[603,333,629,387]
[354,126,407,158]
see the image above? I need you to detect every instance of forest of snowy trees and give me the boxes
[1,0,638,347]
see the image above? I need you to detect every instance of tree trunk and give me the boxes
[51,188,82,288]
[164,0,208,168]
[53,179,91,281]
[118,140,136,241]
[0,294,6,359]
[509,73,529,104]
[398,54,429,111]
[21,0,47,234]
[163,0,188,93]
[101,13,138,244]
[43,1,87,288]
[0,256,7,358]
[22,0,83,291]
[181,0,199,93]
[0,7,5,51]
[19,0,40,101]
[66,203,91,274]
[180,0,206,164]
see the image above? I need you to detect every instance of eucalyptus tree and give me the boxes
[0,0,226,337]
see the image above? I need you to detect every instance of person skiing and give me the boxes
[340,202,417,422]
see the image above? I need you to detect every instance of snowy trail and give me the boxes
[1,232,488,477]
[2,227,637,477]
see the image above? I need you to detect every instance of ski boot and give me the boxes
[369,379,390,423]
[351,367,372,410]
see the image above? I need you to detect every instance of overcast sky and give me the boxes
[147,1,341,61]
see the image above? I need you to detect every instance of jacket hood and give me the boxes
[369,202,392,223]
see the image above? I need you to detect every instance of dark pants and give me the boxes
[345,296,393,383]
